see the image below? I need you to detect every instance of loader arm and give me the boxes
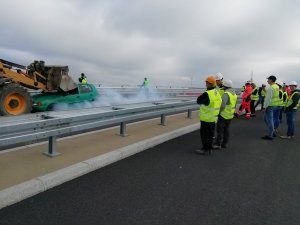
[0,59,47,90]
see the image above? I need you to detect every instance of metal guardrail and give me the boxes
[0,99,199,156]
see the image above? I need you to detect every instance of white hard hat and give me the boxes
[276,80,284,87]
[223,79,233,88]
[288,81,298,86]
[215,72,223,80]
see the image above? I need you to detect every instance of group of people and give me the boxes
[196,73,300,156]
[196,73,237,155]
[260,75,299,140]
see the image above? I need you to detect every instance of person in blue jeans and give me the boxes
[280,81,300,139]
[261,75,280,140]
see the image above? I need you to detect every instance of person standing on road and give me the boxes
[274,80,284,133]
[142,77,149,88]
[235,81,252,119]
[215,72,225,96]
[280,81,300,139]
[213,80,237,150]
[250,82,259,117]
[261,75,280,140]
[196,76,222,155]
[254,84,267,110]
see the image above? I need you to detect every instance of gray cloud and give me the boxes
[1,0,299,87]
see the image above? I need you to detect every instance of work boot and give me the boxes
[212,145,222,150]
[195,149,212,155]
[261,135,273,140]
[280,135,292,139]
[221,144,227,149]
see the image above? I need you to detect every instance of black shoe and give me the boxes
[273,133,276,137]
[195,149,212,155]
[261,135,273,140]
[212,145,222,150]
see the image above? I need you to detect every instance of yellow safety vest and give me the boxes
[220,91,237,120]
[250,87,259,100]
[278,90,285,107]
[269,84,280,106]
[81,78,87,84]
[199,89,222,122]
[285,91,300,110]
[218,87,225,97]
[261,89,266,97]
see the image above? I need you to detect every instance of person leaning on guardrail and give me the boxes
[212,80,237,150]
[195,76,222,156]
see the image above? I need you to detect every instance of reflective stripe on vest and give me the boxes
[250,87,259,100]
[269,84,280,106]
[220,91,237,119]
[199,89,222,122]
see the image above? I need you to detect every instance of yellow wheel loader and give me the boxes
[0,59,77,116]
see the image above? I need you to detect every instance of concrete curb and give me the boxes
[0,123,199,209]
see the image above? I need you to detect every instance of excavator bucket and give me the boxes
[44,66,76,92]
[27,61,77,92]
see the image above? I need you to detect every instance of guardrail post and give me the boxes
[43,136,61,157]
[160,114,166,126]
[187,109,192,119]
[120,122,127,137]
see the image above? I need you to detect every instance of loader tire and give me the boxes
[0,83,32,116]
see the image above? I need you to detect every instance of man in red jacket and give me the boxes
[235,81,252,119]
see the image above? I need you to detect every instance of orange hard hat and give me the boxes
[206,76,216,86]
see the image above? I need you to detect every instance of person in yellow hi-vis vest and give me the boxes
[215,72,225,96]
[195,76,222,155]
[261,75,280,140]
[280,81,300,139]
[212,80,237,150]
[79,73,87,84]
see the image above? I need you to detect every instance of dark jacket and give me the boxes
[196,87,215,106]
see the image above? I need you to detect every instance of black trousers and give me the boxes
[215,115,232,146]
[250,100,256,115]
[200,121,215,150]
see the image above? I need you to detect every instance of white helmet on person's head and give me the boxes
[223,79,233,88]
[276,80,284,87]
[215,72,223,81]
[288,81,298,86]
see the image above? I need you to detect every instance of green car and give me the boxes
[32,84,99,111]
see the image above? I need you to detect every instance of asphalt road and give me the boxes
[1,111,300,225]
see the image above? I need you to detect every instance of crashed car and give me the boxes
[32,83,99,111]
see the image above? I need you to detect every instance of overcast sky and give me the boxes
[1,0,299,87]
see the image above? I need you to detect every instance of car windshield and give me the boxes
[79,84,92,93]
